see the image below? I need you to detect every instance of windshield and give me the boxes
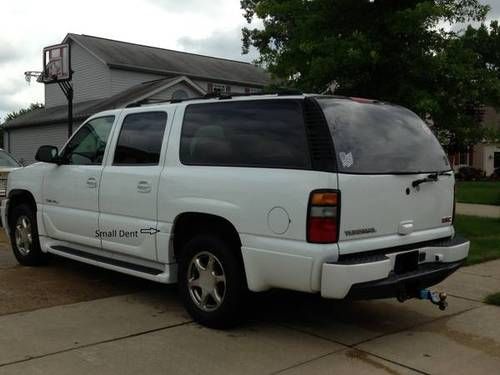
[317,98,451,174]
[0,150,21,167]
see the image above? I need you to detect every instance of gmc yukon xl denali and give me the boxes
[2,94,469,327]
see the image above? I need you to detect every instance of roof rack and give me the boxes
[125,89,303,108]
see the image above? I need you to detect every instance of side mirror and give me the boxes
[35,145,59,164]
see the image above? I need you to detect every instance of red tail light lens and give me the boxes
[307,190,340,243]
[452,182,457,224]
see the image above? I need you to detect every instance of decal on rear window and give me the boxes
[339,152,354,168]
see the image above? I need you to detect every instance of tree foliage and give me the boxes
[3,103,44,122]
[241,0,500,151]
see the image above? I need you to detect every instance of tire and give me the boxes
[178,235,246,329]
[9,203,47,266]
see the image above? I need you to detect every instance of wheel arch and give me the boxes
[7,189,37,226]
[171,212,242,263]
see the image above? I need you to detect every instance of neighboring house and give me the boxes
[1,33,270,164]
[449,106,500,176]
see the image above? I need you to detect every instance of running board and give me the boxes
[47,245,175,283]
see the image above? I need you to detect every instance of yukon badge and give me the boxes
[345,227,376,237]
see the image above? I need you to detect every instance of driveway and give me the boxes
[0,232,499,374]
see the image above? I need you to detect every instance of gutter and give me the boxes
[2,114,89,130]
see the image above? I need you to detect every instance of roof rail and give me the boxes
[125,89,303,108]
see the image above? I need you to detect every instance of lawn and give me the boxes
[456,181,500,206]
[454,215,500,266]
[485,292,500,306]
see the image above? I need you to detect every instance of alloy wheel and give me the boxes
[187,251,227,312]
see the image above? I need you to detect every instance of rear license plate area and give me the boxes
[394,251,419,275]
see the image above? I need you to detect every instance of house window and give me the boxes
[172,89,188,100]
[211,84,229,95]
[494,152,500,169]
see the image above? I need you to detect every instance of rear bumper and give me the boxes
[346,260,462,300]
[320,235,469,299]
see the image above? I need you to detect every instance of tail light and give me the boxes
[307,190,340,243]
[452,183,457,224]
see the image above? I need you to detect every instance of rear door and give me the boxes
[98,110,171,261]
[317,98,454,255]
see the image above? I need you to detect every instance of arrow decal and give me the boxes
[140,228,160,235]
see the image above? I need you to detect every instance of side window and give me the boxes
[113,112,168,165]
[180,100,311,169]
[62,116,115,165]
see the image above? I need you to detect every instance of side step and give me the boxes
[47,245,174,283]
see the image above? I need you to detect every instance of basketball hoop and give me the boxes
[24,71,42,85]
[41,43,71,84]
[23,42,74,138]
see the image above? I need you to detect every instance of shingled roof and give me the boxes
[2,77,202,129]
[67,34,270,87]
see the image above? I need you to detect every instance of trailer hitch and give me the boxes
[418,289,448,311]
[396,288,448,311]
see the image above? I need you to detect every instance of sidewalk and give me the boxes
[456,203,500,218]
[0,249,499,374]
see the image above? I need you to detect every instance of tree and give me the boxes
[3,103,44,122]
[241,0,500,151]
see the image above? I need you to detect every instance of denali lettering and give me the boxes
[345,228,377,236]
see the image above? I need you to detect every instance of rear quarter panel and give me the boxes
[157,103,339,292]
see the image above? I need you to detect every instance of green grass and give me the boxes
[454,215,500,266]
[456,181,500,206]
[485,292,500,306]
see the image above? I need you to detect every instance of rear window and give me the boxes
[317,98,450,174]
[180,100,310,169]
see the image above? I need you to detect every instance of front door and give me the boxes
[98,110,170,260]
[42,116,116,248]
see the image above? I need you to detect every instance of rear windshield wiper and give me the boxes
[412,171,452,188]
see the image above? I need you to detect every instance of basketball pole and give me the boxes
[58,81,73,138]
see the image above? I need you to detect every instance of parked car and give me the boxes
[1,94,469,328]
[0,149,22,199]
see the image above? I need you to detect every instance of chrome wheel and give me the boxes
[15,215,33,256]
[187,251,226,312]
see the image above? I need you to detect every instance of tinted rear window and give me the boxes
[180,100,310,169]
[317,98,450,174]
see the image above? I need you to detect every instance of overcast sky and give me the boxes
[0,0,499,122]
[0,0,260,121]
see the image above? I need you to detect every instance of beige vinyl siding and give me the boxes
[45,43,111,108]
[7,123,71,165]
[110,70,165,96]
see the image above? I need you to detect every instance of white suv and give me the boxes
[2,94,469,327]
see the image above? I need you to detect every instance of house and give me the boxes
[2,33,271,164]
[449,106,500,176]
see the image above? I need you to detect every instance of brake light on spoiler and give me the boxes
[307,190,340,244]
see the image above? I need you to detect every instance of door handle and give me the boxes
[87,177,97,189]
[137,181,152,193]
[398,220,414,235]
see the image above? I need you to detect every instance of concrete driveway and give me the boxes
[0,232,499,374]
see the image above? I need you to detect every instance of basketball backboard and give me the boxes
[39,43,71,84]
